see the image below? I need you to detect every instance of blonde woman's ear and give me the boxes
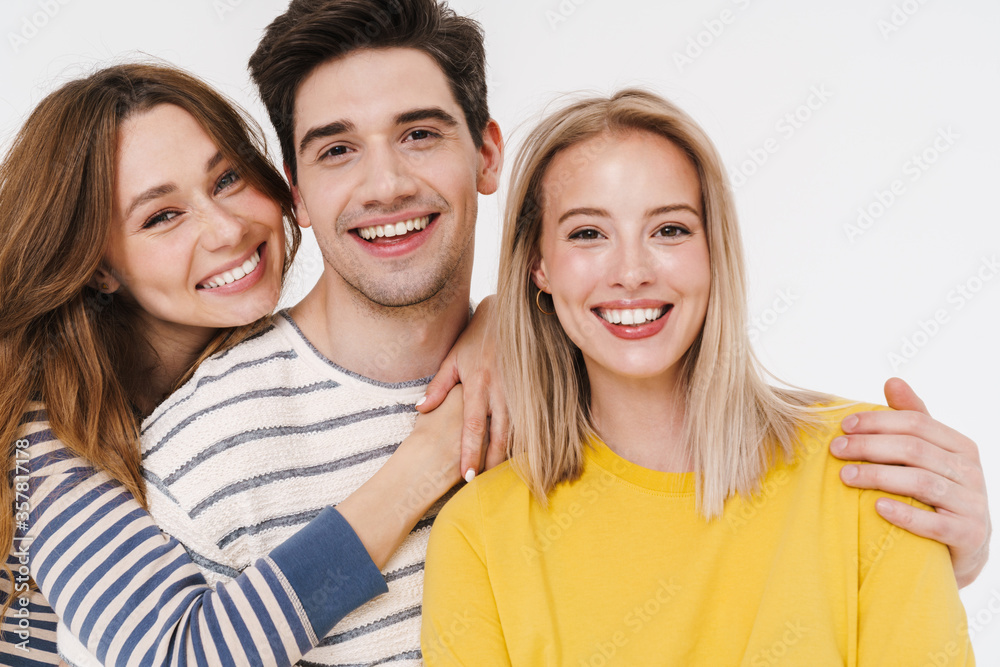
[530,256,550,293]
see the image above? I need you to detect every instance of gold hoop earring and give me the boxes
[535,289,555,315]
[100,283,110,292]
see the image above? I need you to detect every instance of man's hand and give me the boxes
[831,377,991,587]
[417,295,508,482]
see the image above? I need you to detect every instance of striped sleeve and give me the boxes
[17,408,387,666]
[0,568,59,666]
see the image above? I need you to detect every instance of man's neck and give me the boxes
[289,271,471,383]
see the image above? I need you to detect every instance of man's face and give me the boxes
[291,47,502,308]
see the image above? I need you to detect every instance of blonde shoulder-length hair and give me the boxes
[497,88,829,517]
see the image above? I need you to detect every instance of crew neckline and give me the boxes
[278,310,434,389]
[586,437,696,496]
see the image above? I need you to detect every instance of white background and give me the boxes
[2,0,997,659]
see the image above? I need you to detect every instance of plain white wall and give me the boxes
[2,0,997,659]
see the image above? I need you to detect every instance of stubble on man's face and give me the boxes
[291,48,486,315]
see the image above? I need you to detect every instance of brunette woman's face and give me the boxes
[532,130,711,389]
[100,104,285,343]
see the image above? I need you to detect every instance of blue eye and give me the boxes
[215,169,240,194]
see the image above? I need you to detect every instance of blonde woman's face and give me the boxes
[101,104,285,343]
[532,130,711,388]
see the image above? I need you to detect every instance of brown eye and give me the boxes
[655,225,689,238]
[569,228,602,240]
[143,210,181,229]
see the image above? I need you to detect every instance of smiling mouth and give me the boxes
[594,305,671,326]
[198,246,262,290]
[355,214,434,242]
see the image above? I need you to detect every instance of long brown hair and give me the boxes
[498,89,829,517]
[0,63,299,613]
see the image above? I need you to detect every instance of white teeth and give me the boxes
[200,250,261,290]
[597,306,668,326]
[358,216,431,241]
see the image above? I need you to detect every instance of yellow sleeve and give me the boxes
[421,483,512,666]
[857,490,974,665]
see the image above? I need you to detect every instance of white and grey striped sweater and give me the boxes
[140,311,447,667]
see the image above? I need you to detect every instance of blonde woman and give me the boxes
[421,89,974,664]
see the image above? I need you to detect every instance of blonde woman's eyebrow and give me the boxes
[557,207,608,224]
[647,204,700,218]
[557,203,701,225]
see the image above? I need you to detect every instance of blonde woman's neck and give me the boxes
[588,373,692,473]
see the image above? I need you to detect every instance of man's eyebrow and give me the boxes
[298,120,356,156]
[125,184,177,220]
[394,107,459,128]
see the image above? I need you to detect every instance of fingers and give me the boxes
[830,433,970,485]
[872,497,959,545]
[459,378,490,481]
[838,462,976,514]
[419,357,460,414]
[882,377,929,415]
[841,409,977,457]
[484,394,509,471]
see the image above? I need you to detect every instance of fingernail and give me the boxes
[464,468,476,483]
[875,498,894,516]
[841,415,858,432]
[841,464,857,482]
[831,436,848,454]
[416,396,426,407]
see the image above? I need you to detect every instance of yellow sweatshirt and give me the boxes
[422,404,972,666]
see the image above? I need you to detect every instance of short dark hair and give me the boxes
[249,0,490,183]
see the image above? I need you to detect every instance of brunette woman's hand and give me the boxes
[831,377,990,587]
[417,295,509,481]
[337,386,464,570]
